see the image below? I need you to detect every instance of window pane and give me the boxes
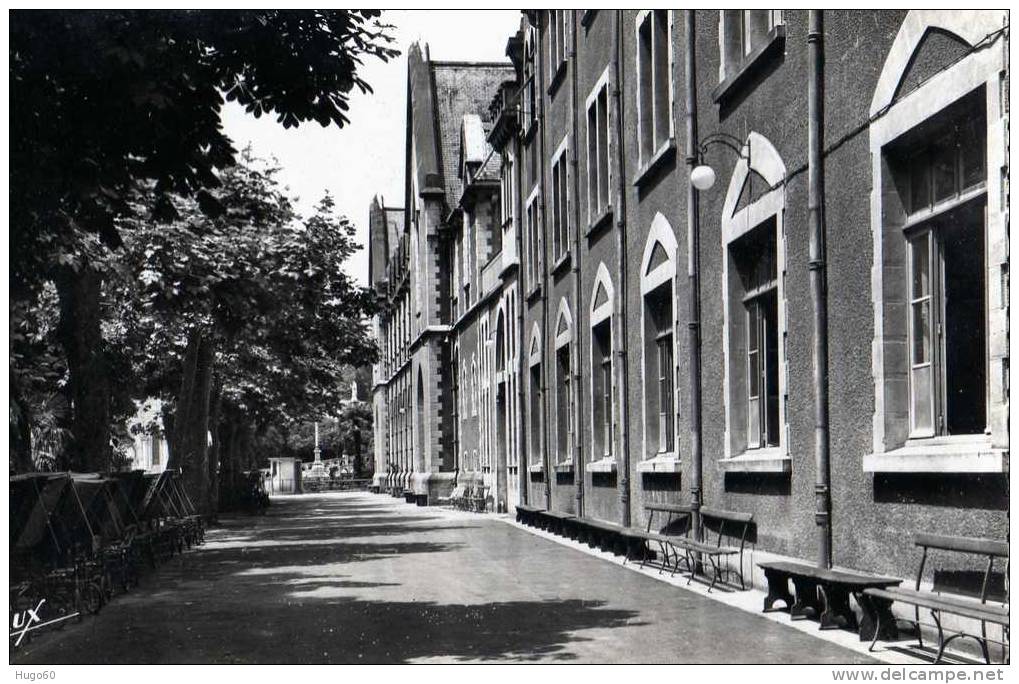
[557,348,571,460]
[911,300,931,365]
[911,364,933,434]
[602,358,612,455]
[552,164,561,255]
[657,335,674,452]
[942,199,987,435]
[743,10,770,55]
[747,302,761,448]
[960,119,986,190]
[722,10,743,76]
[587,103,597,220]
[763,291,780,447]
[638,14,653,160]
[910,156,931,213]
[653,10,670,149]
[911,232,930,299]
[598,89,609,210]
[931,134,957,203]
[560,162,569,249]
[530,364,541,460]
[747,302,760,356]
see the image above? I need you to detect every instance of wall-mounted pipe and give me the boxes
[808,9,833,569]
[612,9,633,528]
[536,14,554,511]
[683,10,704,541]
[569,10,585,518]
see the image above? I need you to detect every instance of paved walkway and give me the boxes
[14,492,875,664]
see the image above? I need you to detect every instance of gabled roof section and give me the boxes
[367,194,405,290]
[407,43,443,200]
[432,61,513,206]
[407,43,513,215]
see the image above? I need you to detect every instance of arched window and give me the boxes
[527,323,543,469]
[554,299,573,464]
[720,132,788,469]
[471,357,478,418]
[495,311,506,374]
[494,309,509,472]
[451,343,460,466]
[590,263,614,460]
[416,367,426,471]
[866,11,1007,473]
[640,213,678,459]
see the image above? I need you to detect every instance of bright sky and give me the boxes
[220,10,522,287]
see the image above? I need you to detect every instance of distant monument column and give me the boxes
[314,421,322,463]
[307,420,328,490]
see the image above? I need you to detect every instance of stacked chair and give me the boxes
[9,469,205,647]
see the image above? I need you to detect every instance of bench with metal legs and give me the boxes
[861,534,1009,664]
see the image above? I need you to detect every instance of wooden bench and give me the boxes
[759,560,901,635]
[540,510,576,537]
[573,518,645,557]
[860,533,1009,664]
[515,503,543,526]
[633,503,693,570]
[668,508,754,591]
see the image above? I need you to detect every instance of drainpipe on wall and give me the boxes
[515,105,529,507]
[537,14,554,511]
[683,10,704,542]
[807,9,833,569]
[612,10,632,529]
[569,10,585,518]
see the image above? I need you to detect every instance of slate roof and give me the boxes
[384,207,405,260]
[429,60,514,211]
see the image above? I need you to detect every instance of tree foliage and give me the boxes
[11,9,398,298]
[9,10,396,485]
[106,155,378,512]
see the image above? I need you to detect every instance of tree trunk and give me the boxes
[207,382,222,519]
[168,330,214,517]
[217,417,239,510]
[165,333,201,471]
[185,335,214,516]
[55,267,111,472]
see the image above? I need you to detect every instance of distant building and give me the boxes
[369,43,516,506]
[125,399,169,474]
[268,457,302,495]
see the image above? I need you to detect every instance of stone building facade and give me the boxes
[371,11,1009,585]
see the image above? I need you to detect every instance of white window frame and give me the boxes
[635,9,675,167]
[589,263,615,462]
[522,24,538,134]
[719,132,789,469]
[525,185,541,291]
[585,66,613,227]
[527,323,543,469]
[718,10,784,82]
[550,135,570,262]
[548,10,568,82]
[865,11,1006,473]
[639,213,679,462]
[554,299,573,464]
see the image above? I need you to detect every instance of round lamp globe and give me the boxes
[690,165,716,191]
